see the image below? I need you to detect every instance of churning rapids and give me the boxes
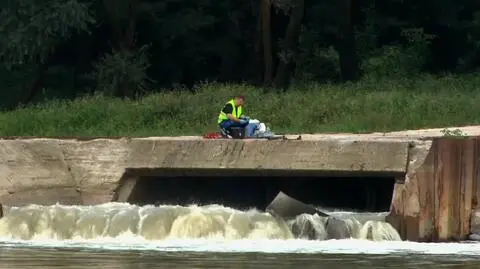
[1,203,480,259]
[0,202,400,241]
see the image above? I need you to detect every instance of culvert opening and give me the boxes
[115,169,401,212]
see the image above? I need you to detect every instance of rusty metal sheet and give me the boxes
[433,138,477,241]
[390,137,480,242]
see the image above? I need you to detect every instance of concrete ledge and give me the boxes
[0,137,416,206]
[1,125,480,242]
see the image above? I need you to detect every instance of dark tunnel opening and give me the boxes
[118,169,400,213]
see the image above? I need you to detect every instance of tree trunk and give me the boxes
[102,0,139,97]
[260,0,274,85]
[253,2,264,85]
[123,0,138,50]
[21,61,49,105]
[103,0,138,51]
[273,0,305,89]
[337,0,359,81]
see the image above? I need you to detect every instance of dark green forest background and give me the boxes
[2,0,480,110]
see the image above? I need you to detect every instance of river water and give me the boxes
[0,203,478,268]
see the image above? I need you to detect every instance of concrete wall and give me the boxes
[0,131,478,242]
[0,137,412,206]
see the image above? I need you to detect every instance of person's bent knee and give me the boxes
[220,120,233,129]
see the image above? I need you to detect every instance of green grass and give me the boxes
[1,74,480,136]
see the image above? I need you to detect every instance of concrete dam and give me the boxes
[0,126,479,242]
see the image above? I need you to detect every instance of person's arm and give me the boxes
[227,114,242,122]
[223,104,242,122]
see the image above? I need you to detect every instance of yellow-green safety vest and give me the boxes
[218,99,243,124]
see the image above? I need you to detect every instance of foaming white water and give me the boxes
[318,207,389,223]
[0,203,477,256]
[0,203,293,241]
[0,202,399,242]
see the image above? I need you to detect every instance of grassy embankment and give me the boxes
[1,75,480,136]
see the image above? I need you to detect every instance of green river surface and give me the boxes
[0,246,479,269]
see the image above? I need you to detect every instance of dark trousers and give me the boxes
[219,120,248,131]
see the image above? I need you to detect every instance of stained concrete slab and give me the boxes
[0,125,478,206]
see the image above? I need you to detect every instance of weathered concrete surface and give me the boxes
[0,125,479,242]
[0,124,479,207]
[0,136,414,206]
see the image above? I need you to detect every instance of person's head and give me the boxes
[234,95,245,107]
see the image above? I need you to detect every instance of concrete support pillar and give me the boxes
[112,175,139,203]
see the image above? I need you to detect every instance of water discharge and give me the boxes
[0,203,401,241]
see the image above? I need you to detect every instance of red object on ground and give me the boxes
[203,132,223,139]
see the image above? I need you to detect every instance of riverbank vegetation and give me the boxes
[1,0,480,136]
[1,74,479,136]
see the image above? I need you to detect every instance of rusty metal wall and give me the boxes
[433,138,478,240]
[387,137,480,242]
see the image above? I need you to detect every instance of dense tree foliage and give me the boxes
[1,0,479,109]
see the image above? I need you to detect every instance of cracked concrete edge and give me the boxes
[0,125,476,207]
[0,125,479,142]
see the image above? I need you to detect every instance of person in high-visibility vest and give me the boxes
[217,96,249,137]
